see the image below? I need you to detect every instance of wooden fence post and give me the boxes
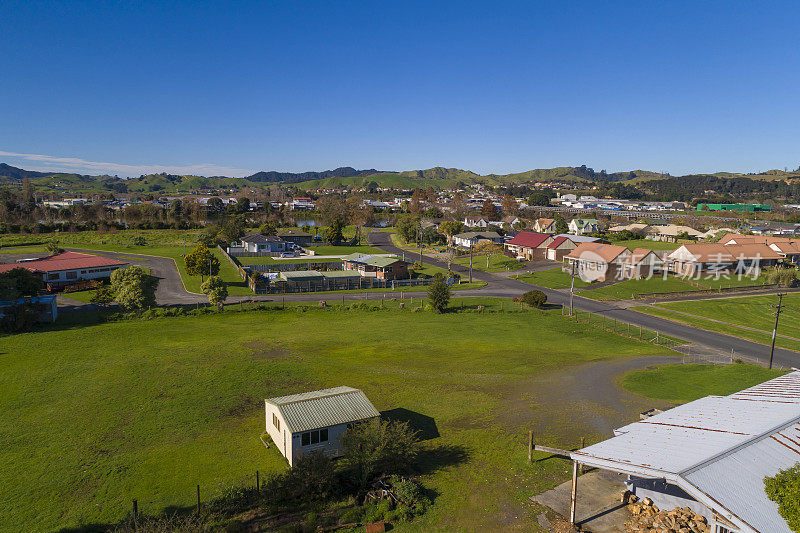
[528,430,533,463]
[197,484,201,514]
[132,499,138,518]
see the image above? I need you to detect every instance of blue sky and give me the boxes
[2,1,800,177]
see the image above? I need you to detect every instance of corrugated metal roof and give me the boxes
[571,371,800,533]
[266,386,379,433]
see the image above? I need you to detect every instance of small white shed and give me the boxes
[265,386,380,466]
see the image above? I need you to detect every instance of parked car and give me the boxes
[280,252,298,258]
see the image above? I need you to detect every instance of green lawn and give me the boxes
[453,253,523,273]
[305,244,385,256]
[612,239,680,251]
[59,290,96,303]
[0,301,672,532]
[579,275,700,301]
[514,268,591,289]
[633,294,800,352]
[0,245,48,254]
[620,363,787,403]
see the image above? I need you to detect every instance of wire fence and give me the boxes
[563,306,692,349]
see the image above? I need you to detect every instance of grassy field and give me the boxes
[620,363,787,403]
[0,300,673,532]
[612,239,680,251]
[578,275,699,300]
[633,294,800,352]
[514,268,591,289]
[453,253,523,273]
[0,244,48,254]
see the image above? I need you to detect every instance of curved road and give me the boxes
[71,236,800,369]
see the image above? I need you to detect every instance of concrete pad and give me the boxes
[531,469,630,533]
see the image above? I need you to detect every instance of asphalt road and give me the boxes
[66,237,800,369]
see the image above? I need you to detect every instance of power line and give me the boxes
[769,293,786,370]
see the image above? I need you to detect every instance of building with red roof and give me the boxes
[0,252,128,288]
[505,231,554,260]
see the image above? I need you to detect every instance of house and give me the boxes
[265,386,380,466]
[451,231,503,249]
[568,218,599,235]
[0,252,128,288]
[568,371,800,533]
[740,221,800,236]
[563,243,631,282]
[279,270,326,283]
[622,248,664,279]
[240,233,287,253]
[533,218,556,234]
[608,223,650,234]
[277,229,314,246]
[667,243,782,277]
[463,216,492,228]
[500,215,522,228]
[767,240,800,264]
[645,224,704,242]
[504,232,554,260]
[544,236,578,261]
[0,294,58,323]
[341,254,410,280]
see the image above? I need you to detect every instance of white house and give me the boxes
[568,218,600,235]
[240,233,287,253]
[264,386,380,466]
[569,371,800,533]
[452,231,503,248]
[0,252,128,287]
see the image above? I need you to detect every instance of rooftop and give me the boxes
[266,386,380,433]
[0,252,128,274]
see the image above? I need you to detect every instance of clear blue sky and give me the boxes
[2,1,800,177]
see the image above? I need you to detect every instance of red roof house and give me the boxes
[0,252,128,287]
[505,232,554,260]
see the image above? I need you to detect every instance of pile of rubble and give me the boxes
[624,494,710,533]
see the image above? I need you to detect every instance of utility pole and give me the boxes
[569,261,576,316]
[469,242,473,283]
[769,293,785,370]
[418,227,423,266]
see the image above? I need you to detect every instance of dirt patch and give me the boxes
[225,395,262,418]
[244,340,293,360]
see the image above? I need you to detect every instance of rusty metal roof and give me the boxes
[571,371,800,533]
[266,386,379,433]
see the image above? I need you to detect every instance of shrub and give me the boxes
[767,269,798,288]
[131,236,147,246]
[765,463,800,532]
[427,274,451,313]
[519,289,547,308]
[341,419,419,489]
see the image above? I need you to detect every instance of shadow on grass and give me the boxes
[381,408,440,440]
[415,443,470,476]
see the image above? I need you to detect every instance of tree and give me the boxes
[427,274,451,313]
[110,266,158,310]
[765,463,800,532]
[475,241,505,268]
[201,276,228,311]
[438,220,465,240]
[236,197,251,213]
[21,177,36,212]
[316,195,350,226]
[341,418,419,489]
[206,197,224,211]
[519,289,547,308]
[395,214,421,243]
[90,284,115,305]
[0,267,43,300]
[501,195,518,216]
[185,245,220,280]
[45,242,64,255]
[527,191,553,207]
[197,225,219,247]
[259,221,278,236]
[322,219,345,245]
[481,199,499,221]
[218,216,245,244]
[554,215,569,234]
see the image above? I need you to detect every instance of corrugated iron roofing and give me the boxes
[506,231,552,249]
[0,251,127,274]
[266,386,380,433]
[571,371,800,533]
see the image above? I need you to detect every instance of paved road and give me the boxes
[67,239,800,369]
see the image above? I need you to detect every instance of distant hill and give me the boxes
[0,163,50,180]
[245,167,387,184]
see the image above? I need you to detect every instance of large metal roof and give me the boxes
[571,370,800,533]
[266,386,380,433]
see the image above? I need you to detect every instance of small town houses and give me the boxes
[239,233,288,253]
[532,218,556,234]
[341,253,410,280]
[568,218,599,235]
[452,231,503,248]
[0,251,128,289]
[667,243,781,278]
[563,243,631,282]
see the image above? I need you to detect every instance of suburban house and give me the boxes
[533,218,556,234]
[741,221,800,236]
[544,236,578,261]
[766,240,800,263]
[646,224,704,242]
[718,233,800,263]
[608,222,650,234]
[463,216,493,228]
[451,231,503,249]
[622,248,664,279]
[563,243,631,282]
[504,232,554,260]
[569,371,800,533]
[568,218,599,235]
[500,215,522,228]
[265,386,380,467]
[277,229,313,246]
[240,233,287,253]
[341,253,410,280]
[0,252,128,288]
[667,243,782,277]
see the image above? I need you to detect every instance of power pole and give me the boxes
[769,293,785,369]
[569,261,576,316]
[469,242,473,283]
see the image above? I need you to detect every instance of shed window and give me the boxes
[272,413,280,431]
[47,273,60,280]
[301,432,310,446]
[66,271,77,279]
[301,429,329,446]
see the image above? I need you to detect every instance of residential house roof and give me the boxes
[266,386,380,434]
[570,371,800,533]
[506,231,552,249]
[277,229,313,237]
[570,218,599,228]
[608,223,650,232]
[279,270,325,281]
[546,236,573,249]
[242,233,284,244]
[668,243,782,263]
[564,242,630,263]
[553,234,605,244]
[0,251,127,274]
[342,253,407,268]
[535,218,555,227]
[647,224,703,237]
[452,231,502,240]
[627,248,659,265]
